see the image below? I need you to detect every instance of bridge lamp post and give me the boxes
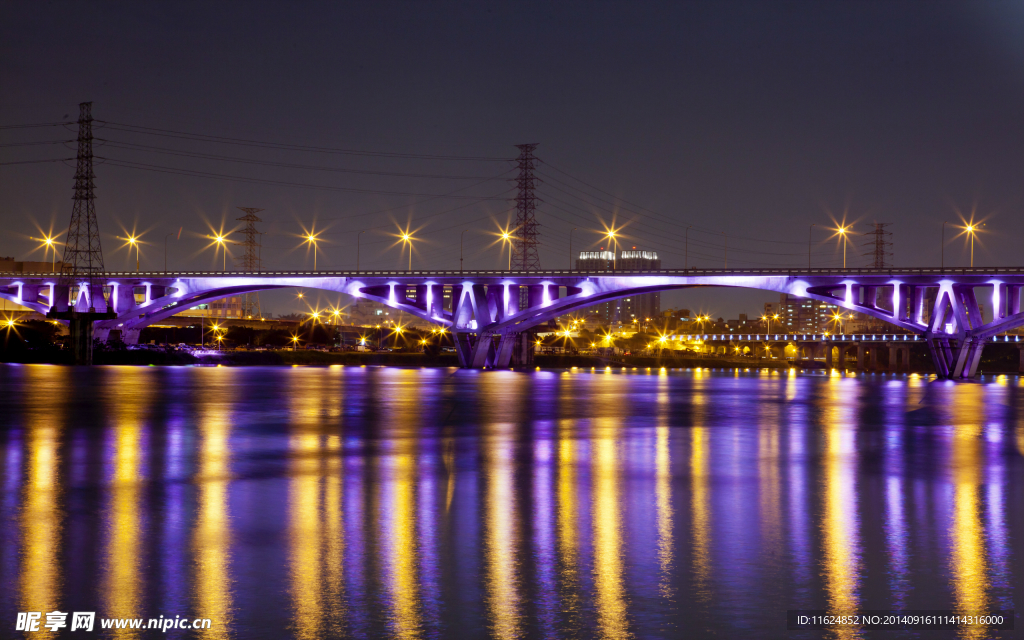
[305,233,319,271]
[35,235,59,272]
[963,223,983,268]
[123,235,140,272]
[837,225,851,269]
[212,235,228,271]
[400,233,415,270]
[291,335,300,351]
[500,232,514,270]
[606,230,618,270]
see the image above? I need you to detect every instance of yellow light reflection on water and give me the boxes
[20,397,63,617]
[485,427,520,639]
[557,418,582,628]
[592,422,629,639]
[655,373,673,597]
[387,449,421,638]
[289,433,324,640]
[689,374,711,605]
[287,372,345,637]
[821,378,861,639]
[948,386,989,638]
[194,383,233,640]
[105,373,147,640]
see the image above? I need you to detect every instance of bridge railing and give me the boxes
[5,266,1024,278]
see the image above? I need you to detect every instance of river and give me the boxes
[1,365,1021,638]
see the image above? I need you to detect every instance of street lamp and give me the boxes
[305,232,319,271]
[837,225,851,269]
[291,335,300,351]
[500,231,514,270]
[830,311,846,335]
[606,229,618,270]
[36,235,59,272]
[399,233,415,270]
[123,234,141,272]
[963,222,981,268]
[211,234,228,271]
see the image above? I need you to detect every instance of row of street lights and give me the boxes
[30,216,991,273]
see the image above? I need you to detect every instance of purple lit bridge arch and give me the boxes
[3,267,1023,378]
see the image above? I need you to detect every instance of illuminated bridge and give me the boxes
[3,267,1023,378]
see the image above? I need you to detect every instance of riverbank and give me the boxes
[1,345,1021,373]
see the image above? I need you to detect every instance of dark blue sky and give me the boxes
[2,1,1022,317]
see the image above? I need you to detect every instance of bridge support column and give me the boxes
[824,342,833,368]
[903,346,912,373]
[68,318,94,365]
[856,345,865,371]
[470,333,496,368]
[889,344,897,373]
[122,328,141,345]
[869,347,878,371]
[453,332,473,368]
[1019,345,1024,373]
[951,338,984,379]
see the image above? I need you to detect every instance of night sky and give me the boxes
[2,1,1022,318]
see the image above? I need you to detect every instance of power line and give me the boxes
[0,122,71,130]
[99,157,511,199]
[98,139,504,179]
[97,120,512,161]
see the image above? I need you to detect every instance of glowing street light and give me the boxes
[291,335,300,351]
[830,311,846,335]
[500,231,514,270]
[835,224,852,269]
[605,228,619,270]
[36,235,59,272]
[211,234,228,271]
[961,222,984,268]
[400,232,415,270]
[305,232,320,271]
[124,234,141,272]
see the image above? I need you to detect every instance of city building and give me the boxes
[179,296,245,319]
[777,293,839,333]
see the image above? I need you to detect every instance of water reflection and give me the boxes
[948,386,988,639]
[193,380,233,639]
[19,369,64,617]
[104,370,150,639]
[0,366,1020,640]
[821,378,861,639]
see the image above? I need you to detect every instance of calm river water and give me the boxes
[0,365,1022,638]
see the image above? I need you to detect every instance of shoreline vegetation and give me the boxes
[1,348,1021,373]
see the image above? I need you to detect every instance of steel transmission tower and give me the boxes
[48,102,115,363]
[862,222,893,268]
[58,102,107,297]
[510,144,541,272]
[234,207,264,319]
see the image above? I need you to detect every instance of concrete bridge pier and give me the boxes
[824,342,833,368]
[856,345,865,371]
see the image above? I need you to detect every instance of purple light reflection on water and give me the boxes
[0,366,1020,639]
